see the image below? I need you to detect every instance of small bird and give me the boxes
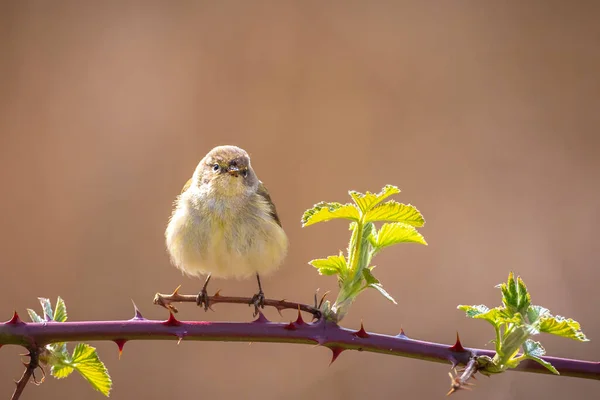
[165,145,288,313]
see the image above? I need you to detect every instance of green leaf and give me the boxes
[54,296,68,323]
[70,343,112,396]
[50,350,76,379]
[458,305,519,327]
[39,297,54,321]
[527,305,550,324]
[349,185,400,213]
[523,339,559,375]
[309,253,347,276]
[539,315,589,341]
[52,363,75,379]
[498,272,531,314]
[368,283,397,304]
[49,342,69,357]
[362,267,379,285]
[458,305,499,327]
[302,202,360,227]
[459,304,490,317]
[522,338,546,358]
[27,309,44,323]
[372,222,427,251]
[364,201,425,226]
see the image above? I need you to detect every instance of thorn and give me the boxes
[284,321,297,331]
[446,369,475,396]
[353,321,369,338]
[214,289,222,298]
[295,306,305,325]
[253,310,269,324]
[397,326,407,338]
[130,300,144,320]
[450,358,459,370]
[275,306,284,318]
[171,285,182,296]
[163,311,181,326]
[6,311,23,325]
[449,332,466,352]
[32,365,46,385]
[177,335,184,345]
[329,347,344,365]
[114,339,127,359]
[318,291,331,309]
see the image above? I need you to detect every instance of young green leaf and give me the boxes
[526,305,550,324]
[70,343,112,396]
[498,272,531,314]
[372,222,427,251]
[50,353,76,379]
[349,185,401,213]
[368,283,397,304]
[54,296,68,323]
[539,315,589,341]
[362,267,380,285]
[309,253,347,277]
[523,339,559,374]
[302,202,360,227]
[48,342,69,359]
[458,304,490,318]
[458,305,519,328]
[27,308,44,323]
[364,201,425,226]
[39,297,54,321]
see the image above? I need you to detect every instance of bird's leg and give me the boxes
[196,274,212,311]
[250,273,265,316]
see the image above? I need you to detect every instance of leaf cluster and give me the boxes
[302,185,427,320]
[459,272,588,376]
[28,297,112,396]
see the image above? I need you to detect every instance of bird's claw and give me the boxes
[250,290,265,316]
[196,288,210,311]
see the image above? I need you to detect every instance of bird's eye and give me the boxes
[242,170,248,178]
[212,164,220,172]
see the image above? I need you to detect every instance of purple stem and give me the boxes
[1,313,598,380]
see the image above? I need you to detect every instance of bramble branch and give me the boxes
[11,347,42,400]
[1,307,598,381]
[152,286,323,318]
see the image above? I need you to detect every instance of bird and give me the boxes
[165,145,288,314]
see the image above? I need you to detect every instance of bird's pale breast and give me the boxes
[165,190,288,279]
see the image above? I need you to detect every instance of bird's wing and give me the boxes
[181,178,193,194]
[257,181,282,227]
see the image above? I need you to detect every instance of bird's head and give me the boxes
[194,145,259,197]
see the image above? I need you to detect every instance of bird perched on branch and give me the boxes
[165,145,288,314]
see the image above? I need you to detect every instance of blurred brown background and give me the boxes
[1,1,598,399]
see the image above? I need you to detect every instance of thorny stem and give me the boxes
[12,348,42,400]
[153,287,322,319]
[447,357,479,396]
[1,310,598,382]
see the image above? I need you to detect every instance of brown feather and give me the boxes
[256,181,282,227]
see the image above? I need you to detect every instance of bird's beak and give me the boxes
[227,166,240,177]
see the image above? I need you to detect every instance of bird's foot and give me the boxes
[250,290,265,317]
[196,288,210,311]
